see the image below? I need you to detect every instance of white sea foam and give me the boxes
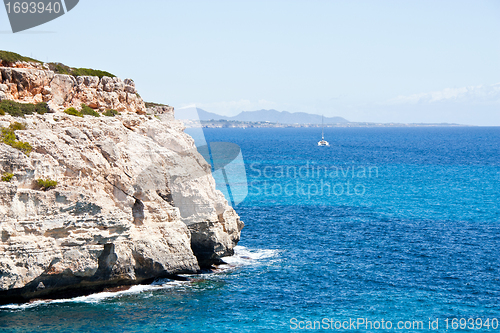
[218,246,279,268]
[0,246,277,310]
[0,280,188,310]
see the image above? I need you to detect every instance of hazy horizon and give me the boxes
[178,106,491,126]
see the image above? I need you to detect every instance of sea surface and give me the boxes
[1,127,499,332]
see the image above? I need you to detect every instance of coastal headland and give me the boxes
[0,51,243,304]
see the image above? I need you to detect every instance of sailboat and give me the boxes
[317,115,330,146]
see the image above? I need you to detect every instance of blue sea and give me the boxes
[1,127,499,332]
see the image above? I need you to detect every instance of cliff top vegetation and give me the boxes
[0,50,115,78]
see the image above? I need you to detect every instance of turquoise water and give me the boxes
[1,127,499,332]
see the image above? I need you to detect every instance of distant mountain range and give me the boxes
[175,108,349,124]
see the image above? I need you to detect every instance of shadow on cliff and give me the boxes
[0,243,191,305]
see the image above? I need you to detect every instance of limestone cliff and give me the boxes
[0,63,145,114]
[0,62,243,304]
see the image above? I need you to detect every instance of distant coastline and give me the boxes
[183,119,469,128]
[175,108,470,128]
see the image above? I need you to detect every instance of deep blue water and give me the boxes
[1,127,499,332]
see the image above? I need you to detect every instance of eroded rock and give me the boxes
[0,110,243,304]
[0,67,146,114]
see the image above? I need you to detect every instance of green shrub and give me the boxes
[9,122,26,131]
[34,102,50,115]
[1,173,13,182]
[0,50,41,64]
[0,50,114,77]
[80,104,100,117]
[48,62,71,75]
[0,101,23,117]
[36,178,57,191]
[10,140,32,154]
[48,62,115,78]
[103,109,120,117]
[64,107,83,118]
[0,100,49,118]
[71,68,115,78]
[0,122,32,155]
[145,102,167,108]
[0,109,5,116]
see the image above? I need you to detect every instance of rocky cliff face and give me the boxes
[0,64,243,304]
[0,65,145,114]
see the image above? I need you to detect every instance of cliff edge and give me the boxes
[0,54,243,304]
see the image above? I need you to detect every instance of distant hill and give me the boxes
[176,108,349,124]
[197,109,228,121]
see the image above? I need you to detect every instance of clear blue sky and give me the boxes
[1,0,499,125]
